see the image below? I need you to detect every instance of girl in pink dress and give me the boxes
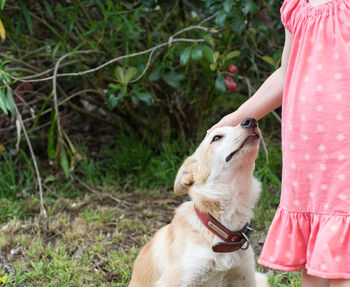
[209,0,350,285]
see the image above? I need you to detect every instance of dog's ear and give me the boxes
[174,157,196,195]
[174,156,210,195]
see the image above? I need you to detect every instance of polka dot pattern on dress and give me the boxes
[316,85,323,91]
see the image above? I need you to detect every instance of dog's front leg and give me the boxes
[153,269,184,287]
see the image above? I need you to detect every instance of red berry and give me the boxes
[15,82,34,102]
[23,82,34,92]
[228,64,238,74]
[131,102,136,109]
[225,74,237,92]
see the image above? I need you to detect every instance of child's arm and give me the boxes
[208,28,293,132]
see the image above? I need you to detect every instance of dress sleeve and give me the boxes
[280,0,294,33]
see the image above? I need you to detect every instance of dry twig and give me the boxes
[12,92,47,221]
[3,13,218,84]
[71,175,132,208]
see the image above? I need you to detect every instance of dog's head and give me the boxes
[174,118,260,196]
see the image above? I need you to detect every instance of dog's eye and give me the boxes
[211,135,223,143]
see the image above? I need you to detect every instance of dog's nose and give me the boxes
[241,118,257,129]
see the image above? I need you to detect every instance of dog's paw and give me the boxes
[255,272,269,287]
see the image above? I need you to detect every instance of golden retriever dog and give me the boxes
[129,118,269,287]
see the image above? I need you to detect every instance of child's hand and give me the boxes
[207,113,240,135]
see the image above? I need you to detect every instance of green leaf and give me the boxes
[262,56,275,67]
[163,72,184,90]
[0,69,10,82]
[204,34,215,48]
[47,114,57,160]
[148,66,163,82]
[0,90,8,114]
[20,149,31,171]
[180,47,192,66]
[0,60,11,69]
[6,87,14,115]
[215,74,226,93]
[96,0,105,13]
[61,148,69,178]
[18,0,33,34]
[107,90,125,110]
[52,42,62,59]
[124,67,138,83]
[0,0,6,11]
[44,1,54,18]
[87,40,97,50]
[108,83,121,90]
[225,50,241,61]
[191,45,203,60]
[215,10,227,25]
[231,10,246,32]
[213,51,220,63]
[63,131,76,156]
[114,66,125,83]
[273,49,283,67]
[132,91,154,106]
[209,63,216,71]
[33,93,53,128]
[201,45,214,64]
[44,175,56,184]
[223,0,233,12]
[242,0,258,15]
[114,66,137,84]
[42,21,61,39]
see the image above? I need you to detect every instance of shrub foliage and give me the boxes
[0,0,283,177]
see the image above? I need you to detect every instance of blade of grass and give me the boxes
[18,0,32,34]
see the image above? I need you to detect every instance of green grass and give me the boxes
[0,199,26,223]
[0,197,142,287]
[0,153,34,199]
[269,271,302,286]
[0,192,302,287]
[77,130,195,189]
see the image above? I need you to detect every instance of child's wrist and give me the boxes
[230,109,243,126]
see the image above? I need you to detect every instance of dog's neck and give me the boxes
[191,168,259,231]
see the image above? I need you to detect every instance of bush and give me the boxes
[0,0,284,190]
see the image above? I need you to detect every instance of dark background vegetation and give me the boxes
[0,0,297,286]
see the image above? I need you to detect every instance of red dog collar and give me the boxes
[194,205,253,253]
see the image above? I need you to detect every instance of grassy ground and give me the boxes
[0,187,302,287]
[0,126,303,286]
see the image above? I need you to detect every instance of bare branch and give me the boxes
[12,92,46,220]
[2,13,218,84]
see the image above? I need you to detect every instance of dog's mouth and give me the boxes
[225,133,260,162]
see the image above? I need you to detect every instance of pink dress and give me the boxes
[258,0,350,279]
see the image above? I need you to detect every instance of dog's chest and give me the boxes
[213,252,242,271]
[182,243,244,286]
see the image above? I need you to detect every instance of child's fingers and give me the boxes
[207,121,226,134]
[207,115,238,134]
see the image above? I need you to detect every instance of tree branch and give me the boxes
[3,13,218,84]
